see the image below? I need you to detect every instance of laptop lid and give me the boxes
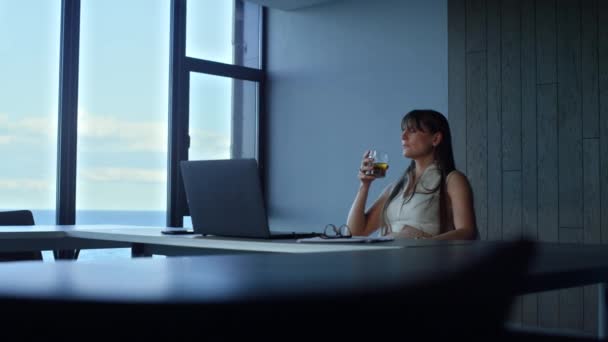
[180,159,271,239]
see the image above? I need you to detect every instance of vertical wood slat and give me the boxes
[583,139,600,335]
[583,139,601,243]
[536,0,557,84]
[504,171,523,326]
[557,0,583,229]
[521,0,538,326]
[466,51,488,242]
[600,0,608,245]
[521,0,538,241]
[537,83,559,329]
[501,0,522,171]
[537,24,559,240]
[597,0,608,331]
[448,0,467,173]
[536,3,559,328]
[466,0,486,52]
[582,0,599,139]
[464,0,487,241]
[486,0,501,242]
[503,172,522,240]
[558,227,584,330]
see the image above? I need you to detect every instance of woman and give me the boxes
[346,109,477,240]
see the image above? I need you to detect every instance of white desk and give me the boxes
[0,241,538,340]
[0,225,404,255]
[0,224,607,338]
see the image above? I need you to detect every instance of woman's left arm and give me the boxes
[430,171,477,241]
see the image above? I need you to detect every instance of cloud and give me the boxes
[189,129,231,160]
[0,135,14,145]
[80,167,165,183]
[16,117,57,136]
[0,113,57,146]
[0,178,49,191]
[78,111,232,157]
[1,111,233,158]
[78,111,168,153]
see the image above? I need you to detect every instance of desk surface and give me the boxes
[1,225,608,302]
[0,235,605,303]
[0,241,518,302]
[1,225,607,340]
[0,241,546,340]
[0,224,410,253]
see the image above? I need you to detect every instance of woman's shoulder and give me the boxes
[446,169,471,188]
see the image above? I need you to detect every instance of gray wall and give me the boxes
[449,0,608,335]
[265,0,448,231]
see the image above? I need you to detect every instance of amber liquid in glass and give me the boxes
[372,162,389,178]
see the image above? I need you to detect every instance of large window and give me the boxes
[0,1,61,224]
[0,0,263,255]
[186,0,261,69]
[76,0,170,228]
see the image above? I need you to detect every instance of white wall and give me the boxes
[265,0,448,231]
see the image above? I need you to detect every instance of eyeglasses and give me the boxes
[321,224,352,239]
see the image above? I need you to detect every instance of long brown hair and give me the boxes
[381,109,456,236]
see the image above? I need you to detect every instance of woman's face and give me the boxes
[401,123,437,159]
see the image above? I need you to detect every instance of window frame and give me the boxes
[55,0,266,227]
[167,0,266,227]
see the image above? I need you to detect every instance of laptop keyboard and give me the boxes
[270,232,321,239]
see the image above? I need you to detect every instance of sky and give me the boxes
[0,0,237,211]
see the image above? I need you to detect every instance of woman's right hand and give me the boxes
[358,150,376,186]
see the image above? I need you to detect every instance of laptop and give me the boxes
[180,159,320,240]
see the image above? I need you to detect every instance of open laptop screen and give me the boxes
[180,159,272,238]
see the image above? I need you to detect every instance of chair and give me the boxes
[0,210,43,262]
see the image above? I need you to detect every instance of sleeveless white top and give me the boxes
[385,163,453,236]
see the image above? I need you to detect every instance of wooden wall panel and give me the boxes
[448,0,604,335]
[486,0,501,242]
[448,0,467,173]
[501,0,521,171]
[556,0,583,229]
[521,0,538,325]
[600,0,608,245]
[466,0,486,52]
[536,0,557,84]
[583,139,600,335]
[466,51,488,241]
[582,0,599,139]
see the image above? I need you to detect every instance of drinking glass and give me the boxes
[366,150,389,178]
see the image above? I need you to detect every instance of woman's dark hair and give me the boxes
[380,109,456,236]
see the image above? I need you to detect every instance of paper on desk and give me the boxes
[296,235,395,243]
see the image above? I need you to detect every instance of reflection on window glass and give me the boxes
[77,0,169,231]
[188,73,258,161]
[184,73,258,227]
[0,1,60,224]
[188,73,232,161]
[186,0,260,68]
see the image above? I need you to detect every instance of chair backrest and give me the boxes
[0,210,35,226]
[0,210,42,261]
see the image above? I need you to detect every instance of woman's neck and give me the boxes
[414,154,435,178]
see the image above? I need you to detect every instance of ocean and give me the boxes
[27,209,170,262]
